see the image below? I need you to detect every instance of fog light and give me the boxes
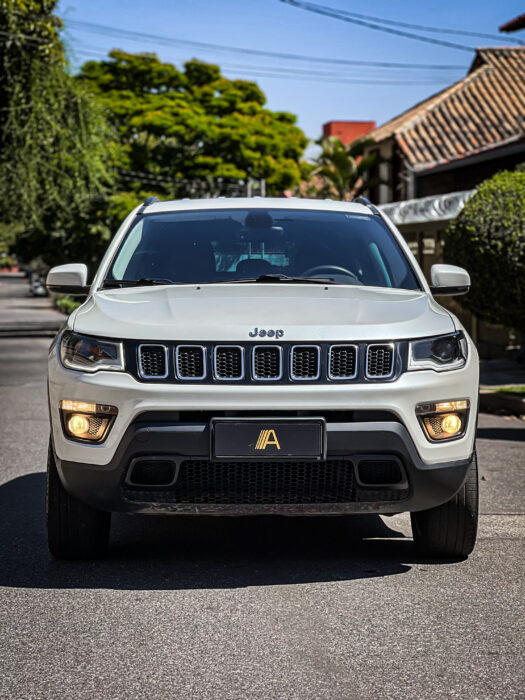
[60,400,117,443]
[68,414,90,436]
[416,399,469,442]
[441,413,462,435]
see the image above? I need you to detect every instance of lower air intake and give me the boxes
[173,459,355,504]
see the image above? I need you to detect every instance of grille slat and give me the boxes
[329,345,357,379]
[366,344,394,378]
[138,345,168,378]
[214,346,244,380]
[253,346,282,380]
[291,346,320,380]
[176,345,206,379]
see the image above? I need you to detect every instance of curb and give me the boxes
[479,390,525,416]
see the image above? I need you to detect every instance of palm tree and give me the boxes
[311,136,381,201]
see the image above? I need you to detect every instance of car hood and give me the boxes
[73,284,455,342]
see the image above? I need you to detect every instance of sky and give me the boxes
[58,0,524,153]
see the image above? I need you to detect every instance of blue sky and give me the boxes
[58,0,524,151]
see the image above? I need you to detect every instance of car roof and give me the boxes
[143,197,372,216]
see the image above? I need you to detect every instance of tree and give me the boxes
[0,0,114,268]
[444,169,525,331]
[77,51,307,196]
[308,136,380,200]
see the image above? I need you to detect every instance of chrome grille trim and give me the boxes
[290,345,321,381]
[252,345,283,381]
[213,345,245,381]
[328,344,358,380]
[138,344,169,379]
[365,343,395,379]
[175,345,207,380]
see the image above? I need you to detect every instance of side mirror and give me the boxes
[429,264,470,296]
[46,264,89,296]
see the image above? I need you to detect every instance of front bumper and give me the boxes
[48,338,478,515]
[53,417,473,515]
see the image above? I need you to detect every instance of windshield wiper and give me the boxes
[102,278,176,288]
[212,274,336,285]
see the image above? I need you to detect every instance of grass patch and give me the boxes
[498,386,525,396]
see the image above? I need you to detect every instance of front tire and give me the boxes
[411,452,478,558]
[47,440,110,559]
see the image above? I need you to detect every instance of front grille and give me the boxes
[253,345,282,380]
[291,346,320,380]
[173,459,355,504]
[176,345,205,379]
[366,344,394,378]
[133,341,399,383]
[329,345,357,379]
[138,345,167,378]
[214,346,244,380]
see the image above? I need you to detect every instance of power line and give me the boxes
[292,3,525,45]
[73,48,453,85]
[65,18,465,70]
[280,0,477,52]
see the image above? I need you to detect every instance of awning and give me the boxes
[379,189,476,226]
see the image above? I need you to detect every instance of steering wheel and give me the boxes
[301,265,359,281]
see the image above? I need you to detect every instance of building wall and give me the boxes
[415,147,525,197]
[323,121,376,146]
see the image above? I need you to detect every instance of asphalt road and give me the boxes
[0,335,524,700]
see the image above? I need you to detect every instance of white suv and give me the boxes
[46,197,479,559]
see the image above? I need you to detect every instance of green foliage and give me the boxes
[53,294,81,315]
[0,0,114,268]
[309,137,380,200]
[444,170,525,331]
[77,51,307,195]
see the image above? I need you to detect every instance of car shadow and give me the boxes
[0,473,465,591]
[476,427,525,442]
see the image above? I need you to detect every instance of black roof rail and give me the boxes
[138,196,160,213]
[353,196,380,215]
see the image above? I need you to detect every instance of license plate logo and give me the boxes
[255,429,281,451]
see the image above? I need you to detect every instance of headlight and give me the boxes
[60,331,124,373]
[408,332,467,372]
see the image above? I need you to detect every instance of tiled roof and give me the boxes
[366,48,525,172]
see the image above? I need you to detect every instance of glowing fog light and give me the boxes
[416,399,469,442]
[60,400,117,443]
[441,413,462,435]
[68,414,91,436]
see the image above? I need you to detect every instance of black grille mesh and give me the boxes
[215,346,243,379]
[253,346,281,379]
[367,345,394,377]
[291,346,319,379]
[177,346,205,379]
[139,345,167,377]
[330,346,357,378]
[173,459,355,504]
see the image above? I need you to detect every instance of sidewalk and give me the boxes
[0,274,67,336]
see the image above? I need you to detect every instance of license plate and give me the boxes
[211,419,325,460]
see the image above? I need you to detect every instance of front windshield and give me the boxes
[107,208,420,289]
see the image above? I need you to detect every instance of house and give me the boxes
[361,47,525,205]
[358,47,525,356]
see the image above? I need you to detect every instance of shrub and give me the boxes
[444,169,525,331]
